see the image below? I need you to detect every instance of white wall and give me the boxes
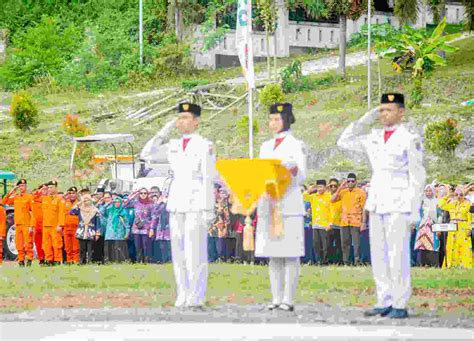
[192,3,466,69]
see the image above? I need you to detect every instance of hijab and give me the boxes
[421,185,438,222]
[110,197,125,231]
[138,187,151,205]
[78,194,99,225]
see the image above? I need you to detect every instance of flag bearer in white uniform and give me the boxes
[337,93,426,319]
[256,103,307,312]
[166,103,216,309]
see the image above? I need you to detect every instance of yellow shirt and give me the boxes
[329,200,342,226]
[305,192,331,228]
[438,196,472,226]
[335,188,366,227]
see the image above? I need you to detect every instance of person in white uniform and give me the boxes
[337,93,426,319]
[166,102,216,309]
[256,103,307,312]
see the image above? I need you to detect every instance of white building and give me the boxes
[193,0,466,69]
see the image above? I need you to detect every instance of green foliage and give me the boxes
[236,115,259,140]
[325,0,367,19]
[462,0,474,31]
[259,84,285,107]
[280,60,303,93]
[388,18,458,105]
[0,16,82,90]
[424,118,464,157]
[286,0,328,19]
[394,0,419,25]
[181,79,211,90]
[9,91,39,131]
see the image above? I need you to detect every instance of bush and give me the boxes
[181,79,210,90]
[259,84,285,107]
[424,118,464,158]
[0,16,82,90]
[236,115,259,140]
[9,91,39,131]
[62,114,91,137]
[280,60,302,93]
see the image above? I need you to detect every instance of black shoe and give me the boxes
[278,303,294,312]
[26,260,32,267]
[267,304,279,311]
[388,308,408,319]
[18,261,25,267]
[187,305,204,312]
[39,260,45,265]
[364,306,393,317]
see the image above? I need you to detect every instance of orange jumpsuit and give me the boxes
[63,200,80,263]
[0,206,6,264]
[2,193,34,262]
[31,193,45,261]
[41,195,65,263]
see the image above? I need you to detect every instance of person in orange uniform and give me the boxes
[0,202,6,264]
[31,184,48,265]
[63,187,80,264]
[2,179,34,267]
[42,180,65,266]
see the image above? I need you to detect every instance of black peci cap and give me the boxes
[178,102,201,117]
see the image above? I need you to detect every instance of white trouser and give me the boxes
[269,257,300,306]
[169,212,208,307]
[369,212,411,309]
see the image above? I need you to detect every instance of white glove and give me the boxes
[359,107,379,126]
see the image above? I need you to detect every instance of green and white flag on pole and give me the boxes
[236,0,255,89]
[236,0,255,158]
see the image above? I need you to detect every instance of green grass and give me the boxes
[0,37,473,188]
[0,262,472,315]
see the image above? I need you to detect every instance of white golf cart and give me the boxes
[70,133,172,194]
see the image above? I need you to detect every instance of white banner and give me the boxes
[236,0,255,89]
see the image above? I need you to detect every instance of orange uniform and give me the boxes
[31,193,45,262]
[0,205,6,264]
[2,193,34,262]
[41,195,66,263]
[63,200,80,263]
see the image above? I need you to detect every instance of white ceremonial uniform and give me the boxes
[256,130,307,306]
[166,133,216,307]
[337,108,426,310]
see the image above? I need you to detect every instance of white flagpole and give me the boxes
[367,0,371,109]
[248,88,253,159]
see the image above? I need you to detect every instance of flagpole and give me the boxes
[248,87,253,159]
[367,0,371,109]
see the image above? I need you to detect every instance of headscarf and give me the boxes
[421,185,438,223]
[137,187,151,205]
[78,193,99,225]
[109,197,125,232]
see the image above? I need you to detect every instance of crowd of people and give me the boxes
[0,177,472,269]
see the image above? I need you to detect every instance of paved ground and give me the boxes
[1,321,473,340]
[1,304,472,327]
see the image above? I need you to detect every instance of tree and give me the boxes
[462,0,473,32]
[257,0,278,79]
[326,0,367,77]
[394,0,419,26]
[389,17,458,105]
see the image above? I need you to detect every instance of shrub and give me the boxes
[62,114,91,137]
[9,91,39,131]
[236,115,259,140]
[259,83,285,107]
[280,60,302,93]
[0,16,81,90]
[181,79,210,90]
[424,118,464,158]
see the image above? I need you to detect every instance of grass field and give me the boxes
[0,262,472,317]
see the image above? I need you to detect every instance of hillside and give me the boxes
[0,36,473,190]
